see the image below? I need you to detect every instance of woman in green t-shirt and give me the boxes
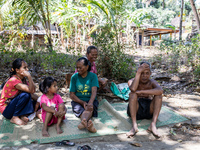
[70,57,99,133]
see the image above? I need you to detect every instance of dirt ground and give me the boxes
[1,47,200,150]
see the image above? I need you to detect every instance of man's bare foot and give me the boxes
[78,118,87,130]
[42,128,50,137]
[56,125,63,134]
[147,123,161,138]
[87,120,97,133]
[21,116,29,123]
[10,116,26,125]
[126,128,139,138]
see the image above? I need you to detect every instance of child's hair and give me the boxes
[39,77,57,94]
[76,57,91,72]
[86,46,98,54]
[0,58,25,90]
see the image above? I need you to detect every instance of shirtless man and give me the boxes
[126,62,163,138]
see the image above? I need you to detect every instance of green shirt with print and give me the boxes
[70,72,99,102]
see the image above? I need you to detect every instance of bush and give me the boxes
[92,25,136,81]
[159,35,200,78]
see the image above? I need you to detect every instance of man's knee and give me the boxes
[129,92,137,102]
[154,95,162,101]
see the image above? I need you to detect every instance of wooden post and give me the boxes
[150,35,152,46]
[159,34,162,40]
[136,29,139,48]
[142,30,144,48]
[170,32,172,38]
[60,27,65,49]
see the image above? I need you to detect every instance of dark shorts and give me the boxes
[127,98,153,120]
[71,99,99,118]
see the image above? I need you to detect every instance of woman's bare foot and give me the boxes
[42,127,50,137]
[10,116,26,125]
[56,125,63,134]
[78,118,87,130]
[147,123,161,138]
[20,116,29,123]
[126,128,139,138]
[87,120,97,133]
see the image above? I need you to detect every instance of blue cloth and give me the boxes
[110,82,130,100]
[2,92,34,119]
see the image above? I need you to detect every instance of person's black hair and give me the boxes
[10,58,25,77]
[86,46,98,54]
[76,57,91,72]
[39,76,57,94]
[0,58,25,90]
[140,61,151,70]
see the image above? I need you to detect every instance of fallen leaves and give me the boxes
[129,142,142,147]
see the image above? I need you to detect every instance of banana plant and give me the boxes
[12,0,54,52]
[83,0,126,51]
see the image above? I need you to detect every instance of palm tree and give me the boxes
[12,0,53,52]
[84,0,126,51]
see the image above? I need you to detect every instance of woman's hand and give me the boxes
[86,103,93,112]
[83,102,88,110]
[22,70,31,78]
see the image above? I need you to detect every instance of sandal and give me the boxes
[55,140,75,146]
[77,145,91,150]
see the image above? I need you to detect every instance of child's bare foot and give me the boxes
[21,116,29,123]
[37,114,43,121]
[10,116,26,125]
[87,120,97,133]
[56,125,63,134]
[78,118,87,130]
[42,128,50,137]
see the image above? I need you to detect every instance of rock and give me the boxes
[171,75,180,82]
[194,87,200,93]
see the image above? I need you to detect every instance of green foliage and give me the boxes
[92,25,136,80]
[141,8,175,27]
[159,34,200,78]
[0,35,77,74]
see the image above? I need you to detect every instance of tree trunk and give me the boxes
[179,0,184,41]
[46,0,53,52]
[60,27,65,49]
[163,0,165,10]
[189,0,200,32]
[0,13,3,31]
[31,25,34,48]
